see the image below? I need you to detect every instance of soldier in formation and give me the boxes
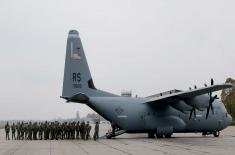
[11,123,16,140]
[5,122,10,140]
[4,121,95,141]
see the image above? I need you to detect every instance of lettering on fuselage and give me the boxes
[72,73,81,88]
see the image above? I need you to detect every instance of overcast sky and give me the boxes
[0,0,234,120]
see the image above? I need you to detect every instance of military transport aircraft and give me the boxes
[61,30,234,138]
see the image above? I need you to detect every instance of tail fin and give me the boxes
[62,30,116,99]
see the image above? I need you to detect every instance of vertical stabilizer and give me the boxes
[62,30,116,98]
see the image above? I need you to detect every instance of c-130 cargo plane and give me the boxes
[61,30,233,138]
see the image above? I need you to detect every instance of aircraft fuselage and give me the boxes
[88,96,232,134]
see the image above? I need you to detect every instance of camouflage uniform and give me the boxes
[38,122,43,140]
[28,122,32,140]
[44,121,49,140]
[5,122,10,140]
[33,122,38,140]
[80,122,85,140]
[76,122,80,139]
[20,122,24,140]
[61,122,65,140]
[16,122,20,140]
[86,121,91,140]
[11,123,16,140]
[93,122,99,141]
[72,122,76,139]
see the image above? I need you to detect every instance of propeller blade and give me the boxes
[189,108,197,120]
[206,93,218,119]
[211,78,214,86]
[211,103,214,114]
[189,110,193,120]
[206,106,210,119]
[206,79,217,119]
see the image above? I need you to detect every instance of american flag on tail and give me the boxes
[72,52,81,60]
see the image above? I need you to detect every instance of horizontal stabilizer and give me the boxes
[60,93,89,103]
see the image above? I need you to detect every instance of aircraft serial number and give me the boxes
[73,84,82,88]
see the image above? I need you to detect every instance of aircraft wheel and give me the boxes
[165,134,172,138]
[213,131,220,137]
[148,133,155,138]
[202,132,207,136]
[156,134,164,138]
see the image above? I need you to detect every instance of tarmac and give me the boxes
[0,124,235,155]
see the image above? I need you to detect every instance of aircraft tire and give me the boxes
[165,134,172,138]
[202,132,207,136]
[148,133,155,138]
[156,134,164,138]
[213,131,220,137]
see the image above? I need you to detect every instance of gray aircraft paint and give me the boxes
[62,30,233,136]
[62,30,116,98]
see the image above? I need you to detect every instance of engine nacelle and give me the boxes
[185,95,209,109]
[170,100,193,112]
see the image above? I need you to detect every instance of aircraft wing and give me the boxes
[146,83,234,104]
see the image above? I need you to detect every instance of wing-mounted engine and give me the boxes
[146,79,234,119]
[169,100,192,113]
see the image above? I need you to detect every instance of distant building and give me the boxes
[121,90,132,97]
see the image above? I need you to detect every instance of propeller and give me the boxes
[211,78,214,86]
[189,107,196,120]
[205,78,219,119]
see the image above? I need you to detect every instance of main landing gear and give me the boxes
[202,131,220,137]
[148,133,172,139]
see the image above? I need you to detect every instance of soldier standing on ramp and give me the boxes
[5,122,10,140]
[111,121,116,137]
[93,122,99,141]
[11,123,16,140]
